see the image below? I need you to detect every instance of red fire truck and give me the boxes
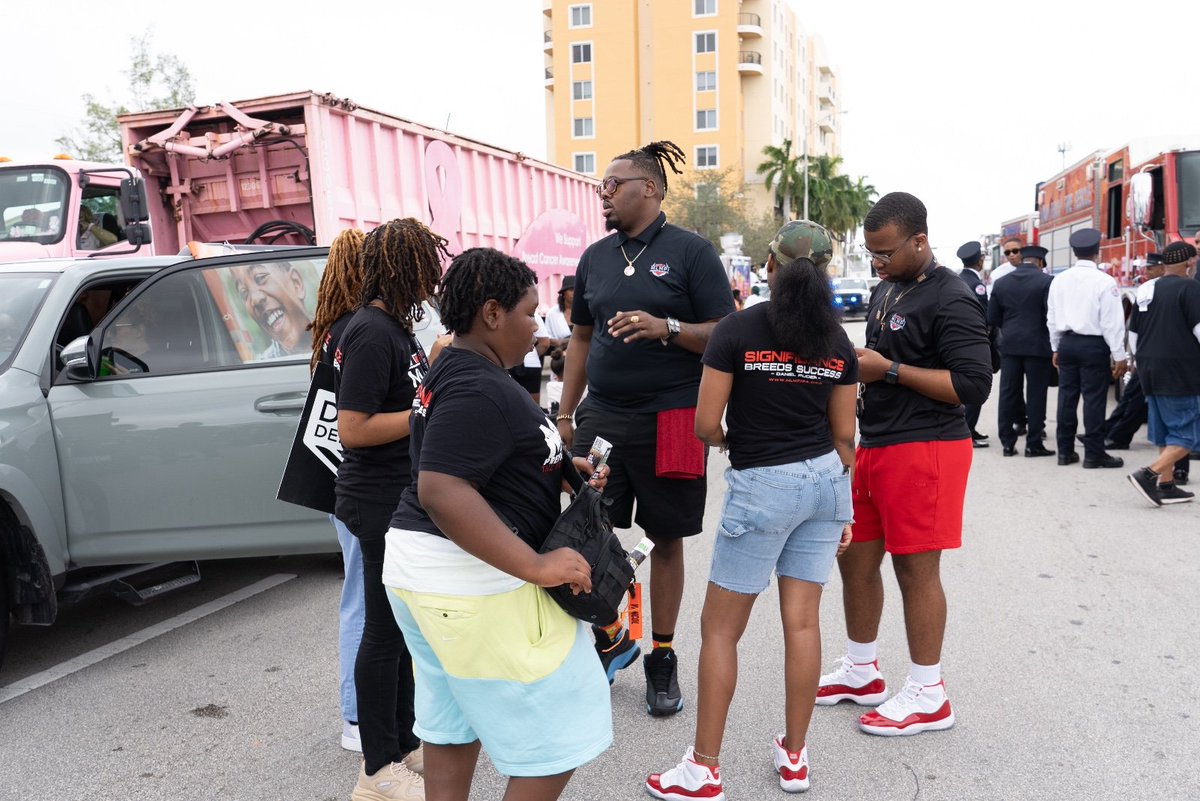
[1001,140,1200,284]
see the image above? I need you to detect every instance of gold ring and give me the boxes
[631,315,640,324]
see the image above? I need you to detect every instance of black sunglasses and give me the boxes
[1003,248,1021,255]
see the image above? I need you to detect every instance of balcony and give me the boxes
[819,116,836,133]
[818,82,835,105]
[545,67,554,87]
[543,0,552,16]
[737,51,763,75]
[736,12,763,37]
[544,30,553,52]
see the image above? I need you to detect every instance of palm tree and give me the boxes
[756,139,802,222]
[803,155,876,242]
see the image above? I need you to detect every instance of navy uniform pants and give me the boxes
[1056,333,1112,460]
[998,354,1054,449]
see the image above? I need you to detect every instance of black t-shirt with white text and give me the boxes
[703,303,858,469]
[1129,275,1200,395]
[572,212,736,412]
[318,312,354,370]
[334,306,429,504]
[858,265,993,447]
[391,346,566,550]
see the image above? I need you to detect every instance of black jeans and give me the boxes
[334,495,420,774]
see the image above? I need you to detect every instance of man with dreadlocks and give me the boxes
[556,141,736,717]
[335,218,448,801]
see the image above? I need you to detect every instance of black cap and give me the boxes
[558,275,575,293]
[956,241,982,266]
[1162,241,1197,265]
[1020,245,1048,261]
[1069,228,1102,254]
[1146,252,1163,266]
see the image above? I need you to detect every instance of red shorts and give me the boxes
[851,439,973,554]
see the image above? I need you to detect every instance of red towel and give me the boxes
[656,407,705,479]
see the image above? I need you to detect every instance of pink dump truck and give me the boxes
[0,91,601,304]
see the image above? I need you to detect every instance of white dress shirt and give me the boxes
[987,263,1016,297]
[1046,260,1126,360]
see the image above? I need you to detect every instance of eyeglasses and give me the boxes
[864,234,914,265]
[1003,248,1021,256]
[595,176,650,197]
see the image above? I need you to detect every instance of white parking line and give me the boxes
[0,573,296,704]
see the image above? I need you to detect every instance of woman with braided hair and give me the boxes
[336,217,449,801]
[307,228,370,754]
[384,247,612,801]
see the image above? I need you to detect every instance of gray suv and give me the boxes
[0,247,443,666]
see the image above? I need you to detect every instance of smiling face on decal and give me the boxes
[231,262,312,353]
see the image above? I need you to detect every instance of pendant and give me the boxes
[624,265,635,277]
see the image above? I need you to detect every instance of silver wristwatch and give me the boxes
[661,317,681,346]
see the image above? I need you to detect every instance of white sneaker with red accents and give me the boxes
[646,748,726,801]
[771,735,810,793]
[859,677,955,736]
[815,655,888,706]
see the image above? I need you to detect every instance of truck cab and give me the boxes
[0,158,153,264]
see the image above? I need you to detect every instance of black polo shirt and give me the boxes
[859,264,993,447]
[572,212,735,412]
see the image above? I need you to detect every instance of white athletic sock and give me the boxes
[910,661,941,686]
[847,639,877,665]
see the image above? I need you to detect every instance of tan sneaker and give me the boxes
[351,760,425,801]
[401,743,424,775]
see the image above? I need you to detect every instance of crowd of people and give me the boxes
[962,228,1200,508]
[304,134,1197,800]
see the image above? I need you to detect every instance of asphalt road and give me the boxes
[2,318,1197,800]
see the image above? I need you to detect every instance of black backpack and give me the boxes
[538,463,635,626]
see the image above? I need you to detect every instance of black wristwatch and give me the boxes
[884,360,901,385]
[662,317,681,346]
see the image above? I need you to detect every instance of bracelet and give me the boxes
[555,413,574,422]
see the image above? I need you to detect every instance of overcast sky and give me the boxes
[4,0,1196,266]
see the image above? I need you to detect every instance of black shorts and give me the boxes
[508,364,543,394]
[571,397,708,538]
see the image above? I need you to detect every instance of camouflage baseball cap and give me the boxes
[769,220,833,269]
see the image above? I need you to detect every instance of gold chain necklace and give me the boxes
[619,219,667,277]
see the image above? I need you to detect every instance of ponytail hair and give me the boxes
[766,257,840,361]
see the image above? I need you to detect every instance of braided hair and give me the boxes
[360,218,450,331]
[308,228,365,372]
[438,248,536,335]
[613,140,686,197]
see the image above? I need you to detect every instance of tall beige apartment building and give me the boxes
[542,0,841,216]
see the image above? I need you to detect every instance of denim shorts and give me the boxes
[1146,394,1200,450]
[709,449,853,594]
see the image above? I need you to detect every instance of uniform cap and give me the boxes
[1020,245,1048,260]
[956,241,982,266]
[1146,252,1163,266]
[1162,241,1197,265]
[1069,228,1102,252]
[769,220,833,269]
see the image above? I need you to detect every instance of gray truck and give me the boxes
[0,247,347,667]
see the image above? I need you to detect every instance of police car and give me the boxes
[831,276,870,318]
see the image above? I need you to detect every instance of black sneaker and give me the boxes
[1173,469,1189,486]
[594,626,640,684]
[1158,483,1195,505]
[644,647,684,717]
[1127,468,1163,507]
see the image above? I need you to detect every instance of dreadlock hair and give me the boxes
[863,192,928,237]
[613,140,686,198]
[359,218,450,332]
[438,248,536,336]
[767,256,840,361]
[308,228,366,373]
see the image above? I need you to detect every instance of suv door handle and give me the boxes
[254,393,306,414]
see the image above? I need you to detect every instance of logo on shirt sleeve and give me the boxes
[650,263,671,277]
[889,313,907,331]
[975,284,986,296]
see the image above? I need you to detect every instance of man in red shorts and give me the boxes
[816,192,992,735]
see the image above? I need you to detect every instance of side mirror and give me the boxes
[1128,172,1153,228]
[125,222,152,246]
[61,335,96,381]
[119,177,150,223]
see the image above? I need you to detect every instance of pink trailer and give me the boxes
[118,91,602,303]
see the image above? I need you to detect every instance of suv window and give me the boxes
[97,256,327,376]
